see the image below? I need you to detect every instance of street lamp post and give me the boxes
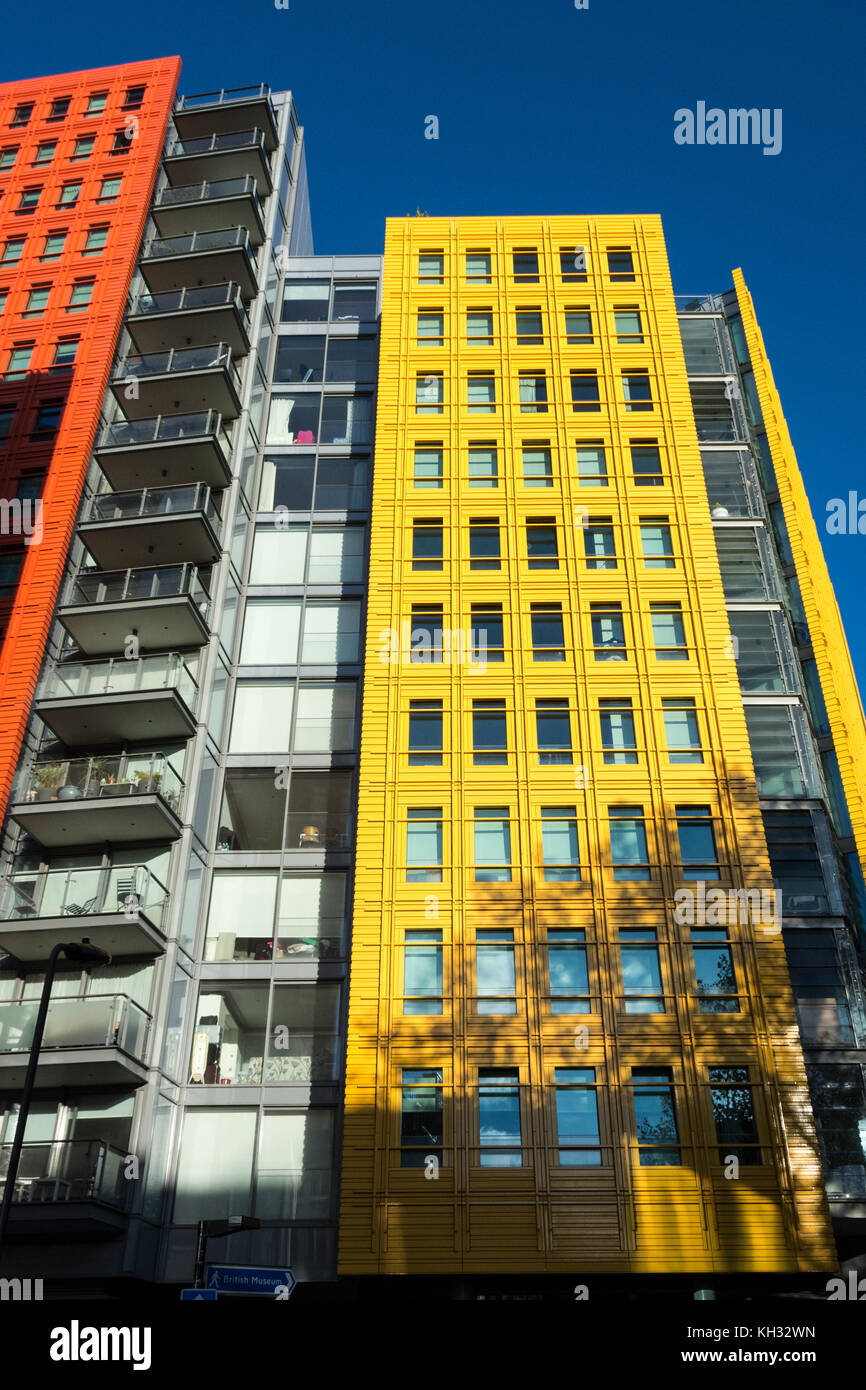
[0,939,111,1254]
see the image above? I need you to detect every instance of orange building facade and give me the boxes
[0,57,181,818]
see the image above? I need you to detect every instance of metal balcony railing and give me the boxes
[674,293,726,313]
[113,343,239,387]
[63,562,211,613]
[166,128,267,159]
[0,993,151,1062]
[153,175,262,212]
[19,751,183,813]
[38,652,198,713]
[82,483,222,535]
[0,864,169,932]
[97,410,230,454]
[0,1139,132,1209]
[176,83,272,110]
[130,282,246,320]
[143,226,252,260]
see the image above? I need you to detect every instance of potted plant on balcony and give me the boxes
[133,769,162,794]
[32,763,66,802]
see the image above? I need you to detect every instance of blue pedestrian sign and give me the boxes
[181,1288,218,1301]
[206,1265,295,1297]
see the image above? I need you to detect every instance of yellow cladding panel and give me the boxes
[339,218,837,1275]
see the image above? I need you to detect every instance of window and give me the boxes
[472,699,507,765]
[34,402,62,434]
[692,929,738,1013]
[576,443,607,486]
[785,932,855,1046]
[518,373,548,412]
[620,929,664,1013]
[416,372,443,413]
[600,698,637,764]
[48,97,71,121]
[745,705,809,797]
[401,1068,443,1166]
[111,128,134,154]
[408,700,443,766]
[406,808,443,882]
[591,602,626,660]
[522,442,552,487]
[0,147,18,168]
[17,187,41,213]
[512,249,539,282]
[559,247,588,283]
[609,804,650,881]
[331,281,377,321]
[536,700,571,764]
[97,175,121,201]
[650,602,687,660]
[548,931,590,1013]
[123,85,146,109]
[52,338,78,368]
[2,238,25,264]
[615,308,643,343]
[478,1071,521,1166]
[764,810,828,913]
[67,280,94,311]
[622,371,653,411]
[640,517,675,568]
[467,372,496,413]
[471,604,504,662]
[717,532,772,602]
[409,604,443,663]
[515,308,543,344]
[476,930,516,1012]
[467,310,493,345]
[663,698,703,765]
[555,1069,601,1165]
[403,931,443,1015]
[607,247,635,282]
[570,370,600,411]
[527,520,558,569]
[281,279,329,321]
[465,249,491,283]
[11,104,34,126]
[541,807,580,881]
[708,1067,761,1165]
[418,252,444,284]
[41,231,66,259]
[0,291,6,316]
[412,518,443,570]
[805,1064,866,1196]
[467,444,498,488]
[33,142,56,164]
[413,444,443,489]
[676,806,719,880]
[71,136,95,160]
[57,182,81,207]
[531,603,565,661]
[474,806,512,882]
[631,441,663,485]
[417,311,443,346]
[632,1069,681,1164]
[564,308,592,343]
[0,552,24,594]
[23,285,50,316]
[6,344,33,376]
[0,409,14,442]
[584,517,617,569]
[16,474,44,499]
[85,93,108,115]
[469,517,500,569]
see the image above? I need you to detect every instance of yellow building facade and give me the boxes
[338,216,837,1277]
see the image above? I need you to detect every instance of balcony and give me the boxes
[36,653,198,744]
[151,176,265,244]
[0,1140,133,1234]
[95,412,232,491]
[0,865,168,963]
[79,484,222,570]
[0,994,151,1088]
[110,343,241,421]
[58,563,211,655]
[163,128,273,194]
[140,226,257,299]
[127,282,250,357]
[173,83,279,151]
[11,752,183,848]
[689,380,749,444]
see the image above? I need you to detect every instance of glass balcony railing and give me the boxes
[82,483,222,535]
[38,652,198,712]
[63,562,211,612]
[19,751,183,814]
[0,864,169,932]
[130,282,247,320]
[114,343,238,386]
[166,127,267,158]
[153,175,262,212]
[673,293,726,313]
[0,993,151,1062]
[143,226,251,260]
[176,83,272,111]
[97,411,230,454]
[0,1139,132,1210]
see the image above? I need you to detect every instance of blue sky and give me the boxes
[5,0,866,689]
